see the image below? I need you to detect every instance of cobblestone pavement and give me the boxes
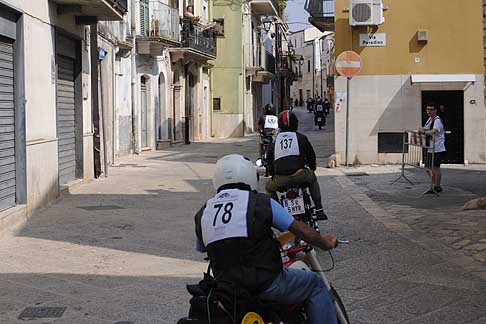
[343,164,486,274]
[0,107,484,323]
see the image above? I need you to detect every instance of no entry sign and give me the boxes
[336,51,362,77]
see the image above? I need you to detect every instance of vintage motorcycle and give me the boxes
[176,194,349,323]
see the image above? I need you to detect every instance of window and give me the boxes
[378,132,406,153]
[213,98,221,111]
[307,60,310,73]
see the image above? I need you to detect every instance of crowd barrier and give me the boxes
[391,131,438,195]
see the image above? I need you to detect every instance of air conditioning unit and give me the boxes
[349,0,384,26]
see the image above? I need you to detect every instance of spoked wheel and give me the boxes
[330,285,350,324]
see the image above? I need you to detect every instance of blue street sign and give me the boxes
[98,47,107,60]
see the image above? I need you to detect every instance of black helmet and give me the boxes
[278,110,298,132]
[264,103,275,115]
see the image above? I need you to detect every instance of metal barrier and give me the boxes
[391,131,438,195]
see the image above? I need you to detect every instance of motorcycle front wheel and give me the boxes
[331,285,350,324]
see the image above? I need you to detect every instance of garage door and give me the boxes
[0,39,15,211]
[57,55,76,185]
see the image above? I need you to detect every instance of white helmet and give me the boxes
[213,154,258,191]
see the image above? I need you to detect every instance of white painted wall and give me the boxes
[334,74,486,164]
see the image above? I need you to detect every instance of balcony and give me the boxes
[277,54,296,80]
[53,0,127,21]
[170,18,217,61]
[254,51,275,83]
[136,1,180,55]
[250,0,279,16]
[304,0,334,32]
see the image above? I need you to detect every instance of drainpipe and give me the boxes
[130,0,138,154]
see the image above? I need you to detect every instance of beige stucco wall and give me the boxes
[212,113,244,138]
[334,75,486,164]
[335,0,484,76]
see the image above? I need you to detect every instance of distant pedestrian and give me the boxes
[418,102,446,193]
[323,98,330,115]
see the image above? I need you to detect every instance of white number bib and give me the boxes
[274,132,300,160]
[201,189,249,246]
[264,115,279,129]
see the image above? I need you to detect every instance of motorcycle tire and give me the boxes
[330,285,350,324]
[318,125,322,130]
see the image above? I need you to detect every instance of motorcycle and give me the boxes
[276,185,317,225]
[177,189,350,323]
[256,131,274,177]
[316,115,325,130]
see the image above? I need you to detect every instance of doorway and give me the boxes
[421,91,464,164]
[140,76,149,148]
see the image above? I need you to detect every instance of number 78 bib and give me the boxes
[201,189,249,246]
[274,132,300,160]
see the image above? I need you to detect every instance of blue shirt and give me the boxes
[195,197,295,252]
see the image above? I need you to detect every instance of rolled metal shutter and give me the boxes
[0,39,15,211]
[57,55,76,185]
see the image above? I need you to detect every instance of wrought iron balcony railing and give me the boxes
[181,18,217,58]
[139,0,180,43]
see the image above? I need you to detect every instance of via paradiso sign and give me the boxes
[360,33,386,47]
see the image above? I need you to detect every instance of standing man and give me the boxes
[418,102,446,192]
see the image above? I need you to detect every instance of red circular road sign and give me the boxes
[336,51,362,77]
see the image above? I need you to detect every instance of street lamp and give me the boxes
[299,56,304,66]
[262,16,273,33]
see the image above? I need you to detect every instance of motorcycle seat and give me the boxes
[276,185,307,192]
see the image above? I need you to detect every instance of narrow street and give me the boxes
[0,107,485,324]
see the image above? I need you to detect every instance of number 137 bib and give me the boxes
[274,132,300,160]
[201,189,249,246]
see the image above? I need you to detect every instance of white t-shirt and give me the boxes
[424,116,446,153]
[264,115,279,129]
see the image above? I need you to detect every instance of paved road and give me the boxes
[0,107,485,323]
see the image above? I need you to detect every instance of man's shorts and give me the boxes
[426,151,446,168]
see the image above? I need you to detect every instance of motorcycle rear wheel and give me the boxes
[331,285,350,324]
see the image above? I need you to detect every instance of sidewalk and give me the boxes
[0,107,484,323]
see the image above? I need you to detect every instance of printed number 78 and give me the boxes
[213,202,234,226]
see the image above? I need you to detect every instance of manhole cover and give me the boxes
[345,172,369,177]
[18,307,66,319]
[78,205,125,211]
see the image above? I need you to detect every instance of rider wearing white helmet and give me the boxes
[194,154,338,324]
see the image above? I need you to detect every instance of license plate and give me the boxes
[282,197,305,215]
[317,117,322,122]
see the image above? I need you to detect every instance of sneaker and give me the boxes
[315,209,328,221]
[434,185,443,193]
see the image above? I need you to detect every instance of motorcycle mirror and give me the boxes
[255,159,263,167]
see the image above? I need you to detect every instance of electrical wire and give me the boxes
[207,288,213,324]
[312,250,335,272]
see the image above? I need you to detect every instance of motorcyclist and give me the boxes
[306,97,314,113]
[314,98,326,127]
[257,104,278,158]
[194,154,338,324]
[266,111,328,220]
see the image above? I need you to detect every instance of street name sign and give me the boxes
[336,51,362,78]
[360,33,386,47]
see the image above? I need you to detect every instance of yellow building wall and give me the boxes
[335,0,484,75]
